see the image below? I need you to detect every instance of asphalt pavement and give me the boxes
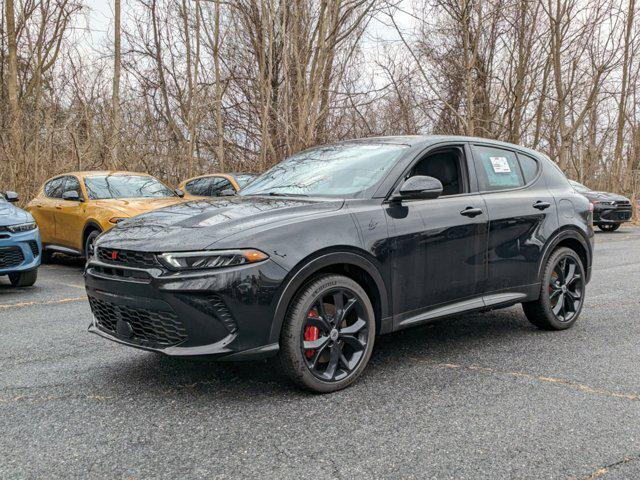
[1,227,640,479]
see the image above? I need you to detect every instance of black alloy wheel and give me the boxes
[301,288,369,382]
[279,274,375,393]
[547,256,584,323]
[523,247,586,330]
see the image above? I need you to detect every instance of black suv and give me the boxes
[86,136,594,393]
[569,180,632,232]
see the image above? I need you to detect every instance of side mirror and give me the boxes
[394,176,443,201]
[4,191,19,202]
[62,190,81,201]
[174,188,185,198]
[220,188,236,197]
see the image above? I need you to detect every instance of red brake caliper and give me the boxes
[304,309,320,358]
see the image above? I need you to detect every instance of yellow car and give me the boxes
[27,171,185,260]
[178,173,256,199]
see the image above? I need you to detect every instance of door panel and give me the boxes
[482,186,557,291]
[387,195,488,322]
[55,176,86,250]
[31,177,66,245]
[469,144,558,291]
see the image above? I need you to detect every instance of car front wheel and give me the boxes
[279,274,376,393]
[522,247,585,330]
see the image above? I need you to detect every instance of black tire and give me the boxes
[41,249,54,264]
[523,247,586,330]
[84,229,100,261]
[597,223,620,232]
[279,274,376,393]
[8,269,38,287]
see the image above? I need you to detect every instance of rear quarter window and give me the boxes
[517,153,540,184]
[472,145,524,191]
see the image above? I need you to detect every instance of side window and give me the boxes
[185,178,212,196]
[64,176,83,198]
[408,147,465,196]
[44,177,66,198]
[210,178,233,196]
[472,145,524,192]
[517,153,539,184]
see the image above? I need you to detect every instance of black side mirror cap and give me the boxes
[62,190,81,201]
[392,175,443,201]
[175,188,185,198]
[4,191,19,202]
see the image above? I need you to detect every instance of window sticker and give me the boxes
[490,156,511,173]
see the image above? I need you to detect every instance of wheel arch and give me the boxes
[537,226,592,284]
[269,248,391,344]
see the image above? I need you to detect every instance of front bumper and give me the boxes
[85,253,288,359]
[0,227,41,275]
[593,204,632,224]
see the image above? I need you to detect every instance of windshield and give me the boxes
[240,143,408,197]
[84,175,175,200]
[234,174,257,188]
[569,180,591,193]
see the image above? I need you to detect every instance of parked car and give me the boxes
[0,191,41,286]
[27,171,185,261]
[178,173,257,199]
[86,136,594,393]
[568,180,632,232]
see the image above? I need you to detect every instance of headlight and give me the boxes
[158,249,269,270]
[7,222,37,233]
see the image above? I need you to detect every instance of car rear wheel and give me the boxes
[522,247,585,330]
[597,223,620,232]
[279,274,376,393]
[8,269,38,287]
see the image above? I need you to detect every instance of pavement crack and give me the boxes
[581,454,640,479]
[437,363,640,402]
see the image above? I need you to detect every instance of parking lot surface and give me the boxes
[2,227,640,479]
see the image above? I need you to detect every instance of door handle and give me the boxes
[460,206,483,218]
[533,201,551,210]
[55,206,62,210]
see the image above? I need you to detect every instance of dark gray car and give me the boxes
[569,180,632,232]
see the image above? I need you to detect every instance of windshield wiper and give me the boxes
[250,192,309,197]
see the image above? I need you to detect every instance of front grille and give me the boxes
[97,248,159,269]
[28,241,39,257]
[89,296,187,347]
[90,265,151,282]
[0,247,24,268]
[601,209,632,221]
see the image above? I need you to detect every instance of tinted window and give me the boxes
[84,175,175,200]
[64,176,83,198]
[517,154,539,184]
[210,178,233,196]
[241,143,408,197]
[185,178,213,196]
[472,145,524,191]
[45,177,66,198]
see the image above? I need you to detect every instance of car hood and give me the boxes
[97,196,344,251]
[92,197,185,216]
[0,201,32,227]
[581,191,630,202]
